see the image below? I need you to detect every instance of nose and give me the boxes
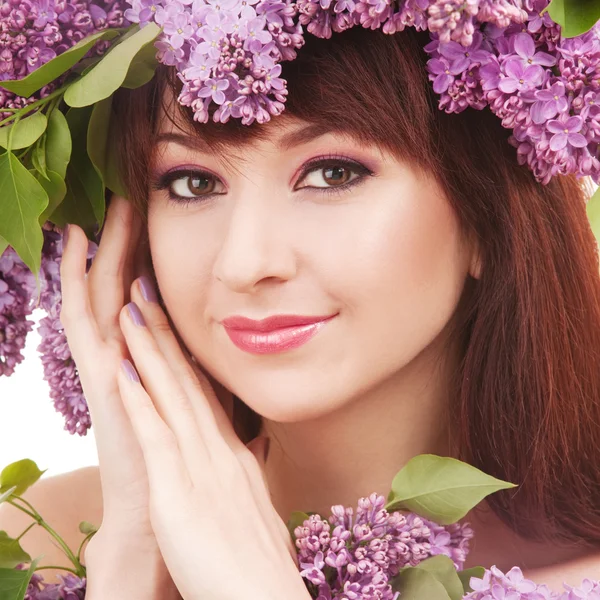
[212,192,297,293]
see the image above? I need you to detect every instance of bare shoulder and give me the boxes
[0,465,103,584]
[524,551,600,594]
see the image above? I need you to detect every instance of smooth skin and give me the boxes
[59,197,304,600]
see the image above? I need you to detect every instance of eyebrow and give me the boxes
[155,123,339,153]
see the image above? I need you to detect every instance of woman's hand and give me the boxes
[110,265,309,600]
[59,195,179,598]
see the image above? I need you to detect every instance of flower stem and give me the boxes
[16,522,37,542]
[76,530,97,564]
[6,497,85,578]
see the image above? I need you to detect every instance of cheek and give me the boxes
[147,218,212,335]
[315,179,469,372]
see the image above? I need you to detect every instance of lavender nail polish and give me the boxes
[121,359,140,383]
[139,275,158,303]
[127,302,146,327]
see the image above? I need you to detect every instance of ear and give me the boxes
[468,237,483,280]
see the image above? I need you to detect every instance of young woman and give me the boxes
[3,21,600,600]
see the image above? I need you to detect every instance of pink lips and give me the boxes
[221,314,337,354]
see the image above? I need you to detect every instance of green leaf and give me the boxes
[0,460,46,497]
[385,454,517,525]
[45,110,72,180]
[286,511,310,542]
[78,521,98,535]
[37,170,67,225]
[405,556,464,600]
[0,113,47,151]
[543,0,600,38]
[587,187,600,245]
[31,136,48,181]
[0,152,48,277]
[458,566,486,594]
[50,107,105,233]
[87,96,127,196]
[0,236,8,259]
[0,533,32,570]
[0,30,123,98]
[0,556,41,600]
[64,23,161,108]
[0,487,16,506]
[392,566,452,600]
[121,40,159,89]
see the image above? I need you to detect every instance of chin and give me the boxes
[230,378,353,423]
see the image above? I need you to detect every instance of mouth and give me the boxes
[222,315,337,355]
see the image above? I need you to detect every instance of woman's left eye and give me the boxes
[296,159,373,193]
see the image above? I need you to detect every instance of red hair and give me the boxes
[112,26,600,546]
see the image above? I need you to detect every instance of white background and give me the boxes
[0,309,98,480]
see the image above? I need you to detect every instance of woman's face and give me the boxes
[147,109,480,423]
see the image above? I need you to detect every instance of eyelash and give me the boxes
[151,155,375,207]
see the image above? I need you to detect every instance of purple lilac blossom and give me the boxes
[15,565,86,600]
[466,565,600,600]
[294,492,473,600]
[6,0,600,186]
[0,247,36,376]
[35,224,97,436]
[1,224,97,436]
[0,0,129,118]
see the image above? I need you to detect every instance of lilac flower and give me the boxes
[33,0,58,28]
[15,564,86,600]
[163,11,195,48]
[547,115,587,151]
[438,31,491,72]
[428,56,463,93]
[498,59,545,93]
[199,76,230,103]
[465,566,548,600]
[531,80,569,124]
[510,32,556,69]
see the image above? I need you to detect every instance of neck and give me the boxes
[259,331,457,522]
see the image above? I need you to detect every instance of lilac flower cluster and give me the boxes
[123,0,304,125]
[118,0,600,186]
[15,564,86,600]
[0,226,97,436]
[0,0,129,118]
[466,565,600,600]
[0,245,36,376]
[35,224,97,436]
[424,1,600,186]
[294,492,474,600]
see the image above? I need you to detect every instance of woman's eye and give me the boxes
[169,173,222,198]
[296,161,369,191]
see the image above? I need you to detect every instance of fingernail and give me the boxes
[121,358,140,383]
[62,224,70,251]
[139,275,158,303]
[127,302,146,327]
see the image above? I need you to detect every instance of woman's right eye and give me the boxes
[168,172,225,199]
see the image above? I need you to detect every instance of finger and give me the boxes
[129,278,242,452]
[117,358,193,497]
[59,223,103,359]
[119,301,221,475]
[87,195,142,345]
